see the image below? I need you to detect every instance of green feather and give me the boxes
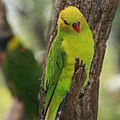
[44,36,66,113]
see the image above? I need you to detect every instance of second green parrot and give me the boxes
[0,36,42,120]
[44,6,94,120]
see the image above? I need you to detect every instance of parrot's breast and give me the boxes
[59,34,94,90]
[61,36,93,65]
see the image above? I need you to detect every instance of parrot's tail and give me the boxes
[45,94,64,120]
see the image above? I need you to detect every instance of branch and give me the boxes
[57,58,86,120]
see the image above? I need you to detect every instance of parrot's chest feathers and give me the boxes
[61,36,91,65]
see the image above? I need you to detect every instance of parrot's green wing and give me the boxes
[44,36,66,114]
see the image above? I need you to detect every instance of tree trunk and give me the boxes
[39,0,118,120]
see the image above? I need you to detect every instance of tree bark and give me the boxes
[39,0,119,120]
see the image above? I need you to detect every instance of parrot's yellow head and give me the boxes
[58,6,86,34]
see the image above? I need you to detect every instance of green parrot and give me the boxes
[0,36,42,120]
[44,6,94,120]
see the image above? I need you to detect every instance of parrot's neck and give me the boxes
[7,36,21,52]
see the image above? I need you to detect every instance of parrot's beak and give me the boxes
[72,23,80,33]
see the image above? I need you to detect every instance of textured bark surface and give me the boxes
[39,0,119,120]
[39,76,45,120]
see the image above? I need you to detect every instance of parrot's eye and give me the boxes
[64,20,69,25]
[78,22,80,25]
